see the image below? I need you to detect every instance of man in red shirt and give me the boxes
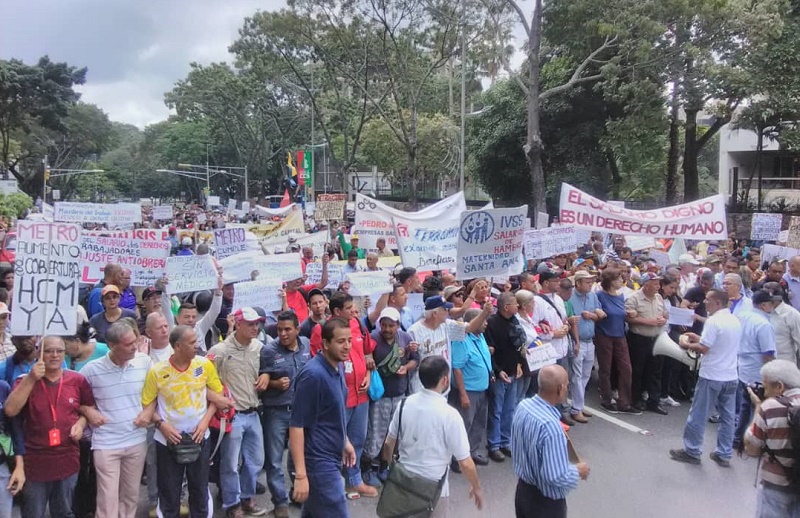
[5,336,95,518]
[285,254,330,322]
[310,292,377,498]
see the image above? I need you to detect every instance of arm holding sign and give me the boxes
[195,274,224,340]
[4,360,45,417]
[465,302,493,335]
[156,275,175,329]
[310,253,330,290]
[367,293,389,327]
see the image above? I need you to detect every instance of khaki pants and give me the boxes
[93,442,148,518]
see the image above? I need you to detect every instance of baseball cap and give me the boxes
[424,296,453,311]
[705,255,721,265]
[537,261,555,274]
[101,285,121,297]
[350,234,360,240]
[234,307,266,323]
[181,237,193,246]
[539,270,560,282]
[307,288,326,300]
[142,286,162,300]
[395,267,417,285]
[678,253,700,266]
[0,303,9,316]
[574,270,596,281]
[640,273,662,283]
[378,307,401,323]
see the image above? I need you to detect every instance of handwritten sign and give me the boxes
[751,213,783,241]
[778,230,789,244]
[306,261,344,290]
[668,306,695,327]
[214,228,248,260]
[345,271,392,297]
[762,243,800,266]
[79,234,170,287]
[165,255,218,294]
[559,183,727,239]
[11,222,82,335]
[315,193,347,222]
[392,214,459,270]
[152,205,174,220]
[232,280,283,313]
[523,227,577,261]
[456,206,527,279]
[525,342,558,372]
[54,202,142,226]
[219,252,303,284]
[786,217,800,249]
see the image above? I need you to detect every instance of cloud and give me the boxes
[1,0,284,128]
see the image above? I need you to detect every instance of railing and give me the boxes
[737,177,800,190]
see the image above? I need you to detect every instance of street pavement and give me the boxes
[123,375,758,518]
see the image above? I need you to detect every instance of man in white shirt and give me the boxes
[677,254,700,297]
[80,322,153,518]
[158,273,224,353]
[782,255,800,311]
[382,356,483,518]
[763,282,800,366]
[670,289,742,467]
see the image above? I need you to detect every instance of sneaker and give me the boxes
[617,406,643,415]
[601,402,619,414]
[709,452,731,468]
[659,396,681,407]
[632,401,647,411]
[274,506,290,518]
[363,470,383,487]
[488,449,505,462]
[669,449,701,465]
[240,499,267,517]
[225,505,245,518]
[708,413,721,424]
[581,408,593,418]
[499,447,512,458]
[646,404,668,416]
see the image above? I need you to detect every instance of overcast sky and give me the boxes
[3,0,524,129]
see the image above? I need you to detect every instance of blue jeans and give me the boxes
[488,377,517,450]
[220,411,265,509]
[756,483,800,518]
[735,380,753,445]
[22,473,78,518]
[301,467,347,518]
[682,377,737,460]
[261,406,293,507]
[0,464,12,518]
[344,402,369,488]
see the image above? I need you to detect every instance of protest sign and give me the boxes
[165,255,218,294]
[779,230,789,244]
[345,271,392,297]
[227,199,236,213]
[196,213,207,225]
[207,196,221,207]
[751,213,782,241]
[787,216,800,249]
[648,249,671,269]
[536,212,549,229]
[246,207,304,239]
[668,306,695,327]
[242,201,250,214]
[354,192,466,249]
[152,205,173,220]
[79,233,170,286]
[219,251,303,284]
[306,261,344,290]
[525,342,558,372]
[55,202,142,226]
[625,235,656,251]
[456,206,527,279]
[12,222,82,335]
[523,227,577,261]
[254,204,295,218]
[315,193,347,222]
[407,293,425,323]
[559,183,727,239]
[259,229,329,257]
[762,243,800,266]
[214,227,248,259]
[232,280,283,313]
[392,214,459,270]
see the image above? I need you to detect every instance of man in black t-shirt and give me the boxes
[684,271,715,335]
[298,289,328,339]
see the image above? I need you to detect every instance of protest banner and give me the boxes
[762,243,800,266]
[315,193,347,222]
[787,216,800,249]
[254,204,295,218]
[345,271,392,296]
[559,183,727,239]
[354,192,466,249]
[259,229,329,257]
[55,202,142,226]
[12,222,82,335]
[625,235,656,251]
[523,227,577,261]
[456,206,527,279]
[207,196,221,207]
[536,212,549,229]
[214,227,248,259]
[751,213,783,241]
[152,205,173,220]
[246,207,305,239]
[232,280,283,313]
[219,251,303,284]
[392,213,460,270]
[165,255,218,294]
[79,233,170,286]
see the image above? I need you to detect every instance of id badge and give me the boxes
[49,428,61,447]
[344,361,354,374]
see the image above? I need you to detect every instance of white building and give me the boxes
[719,124,800,206]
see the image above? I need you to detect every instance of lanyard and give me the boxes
[41,377,64,429]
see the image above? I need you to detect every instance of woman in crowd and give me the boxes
[515,289,540,403]
[465,278,494,309]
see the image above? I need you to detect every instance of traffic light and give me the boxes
[44,168,51,182]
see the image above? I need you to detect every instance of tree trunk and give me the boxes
[605,151,621,199]
[756,127,764,211]
[683,108,700,201]
[407,104,419,210]
[525,0,545,218]
[665,80,681,205]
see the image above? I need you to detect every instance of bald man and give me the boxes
[511,366,590,518]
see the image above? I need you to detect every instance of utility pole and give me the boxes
[459,0,467,193]
[310,67,315,198]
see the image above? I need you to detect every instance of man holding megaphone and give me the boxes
[669,289,742,467]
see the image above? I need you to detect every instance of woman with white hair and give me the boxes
[515,289,539,403]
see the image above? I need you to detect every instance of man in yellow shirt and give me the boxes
[142,325,226,518]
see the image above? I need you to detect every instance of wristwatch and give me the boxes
[154,420,163,429]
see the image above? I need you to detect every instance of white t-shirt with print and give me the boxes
[533,292,569,359]
[408,319,466,394]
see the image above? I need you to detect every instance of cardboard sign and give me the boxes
[214,227,248,260]
[392,214,459,270]
[54,202,142,226]
[345,271,392,297]
[232,280,283,313]
[12,222,82,335]
[165,255,218,294]
[523,227,577,261]
[152,205,174,220]
[751,213,783,241]
[559,183,727,239]
[315,193,347,222]
[457,206,527,279]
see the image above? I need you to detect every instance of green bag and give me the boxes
[376,399,447,518]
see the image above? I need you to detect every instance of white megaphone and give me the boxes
[653,332,700,371]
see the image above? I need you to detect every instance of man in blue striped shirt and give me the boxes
[511,365,590,518]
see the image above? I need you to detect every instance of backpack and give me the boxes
[764,395,800,488]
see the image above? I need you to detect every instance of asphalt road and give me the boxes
[107,375,757,518]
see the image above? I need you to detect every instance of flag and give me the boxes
[296,150,306,186]
[302,148,312,183]
[279,189,291,208]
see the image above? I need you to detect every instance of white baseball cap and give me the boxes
[378,307,401,323]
